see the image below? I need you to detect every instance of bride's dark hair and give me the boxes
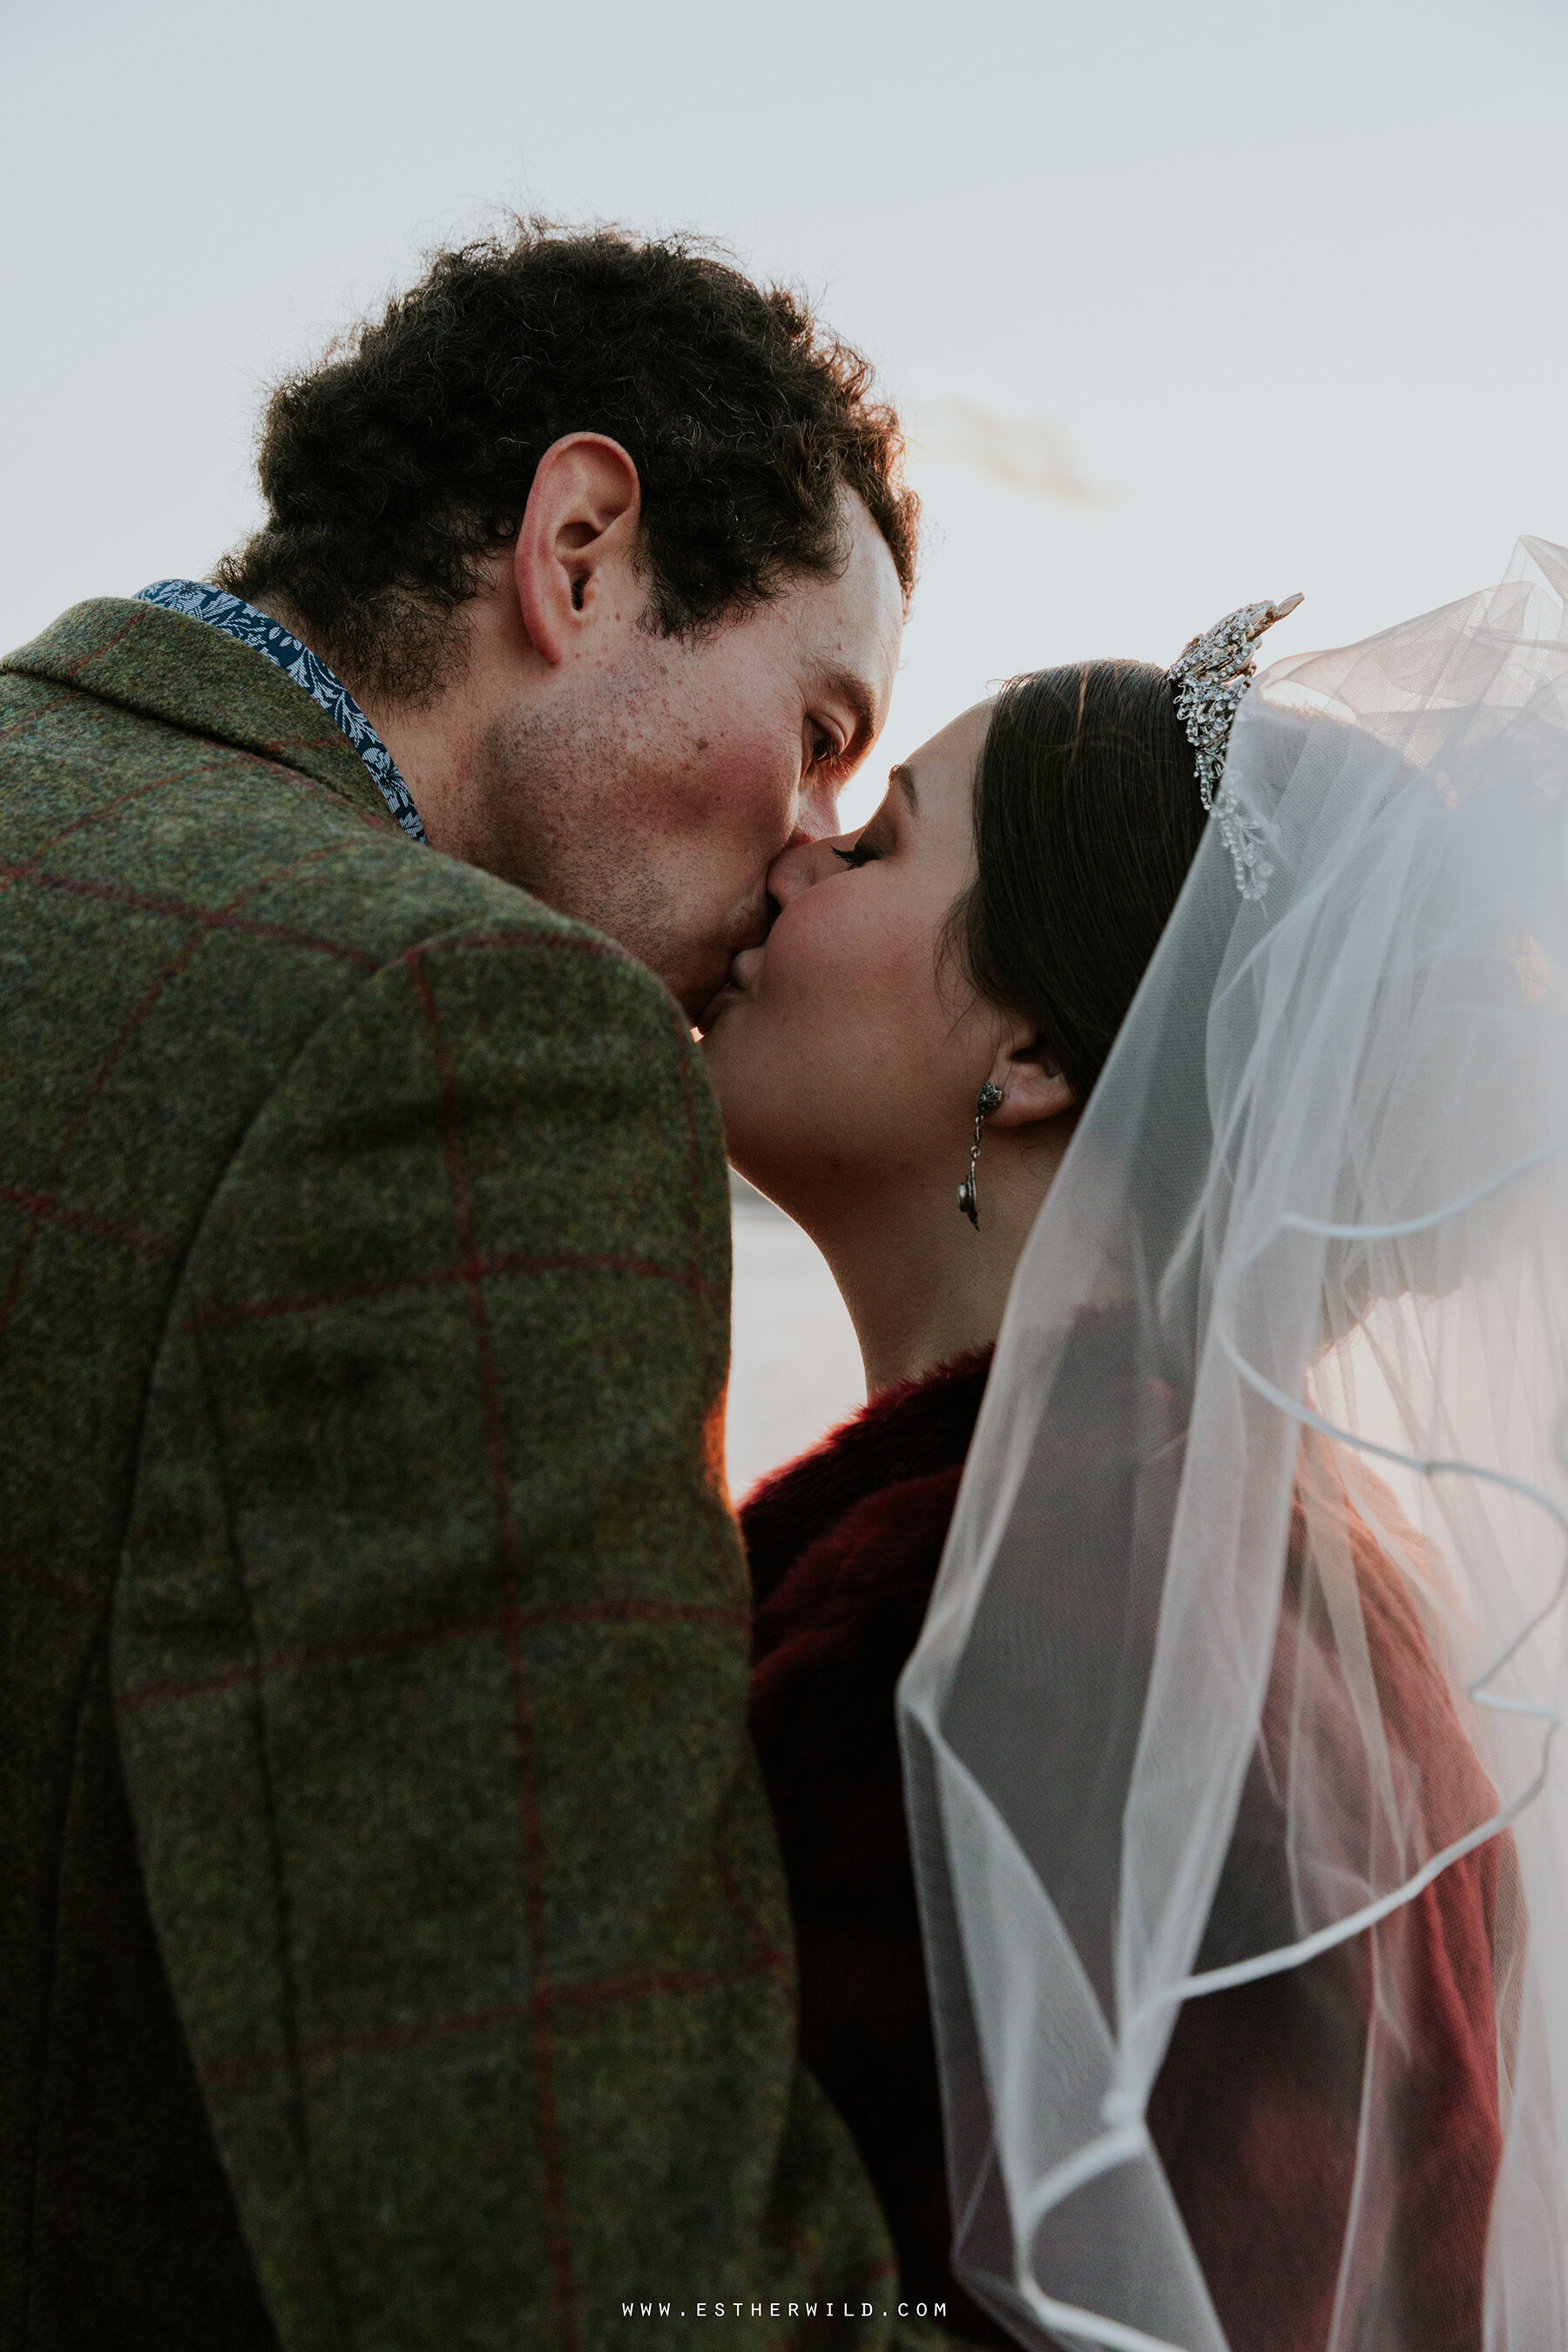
[954,661,1204,1104]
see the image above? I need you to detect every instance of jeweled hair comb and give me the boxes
[1167,592,1302,902]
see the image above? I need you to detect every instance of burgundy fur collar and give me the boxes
[740,1348,993,1612]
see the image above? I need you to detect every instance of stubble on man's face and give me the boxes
[470,506,905,1014]
[472,621,733,1005]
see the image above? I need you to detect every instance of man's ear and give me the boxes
[513,433,642,666]
[985,1024,1077,1128]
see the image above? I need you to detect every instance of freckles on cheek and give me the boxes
[680,719,794,841]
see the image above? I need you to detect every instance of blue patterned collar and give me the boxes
[135,579,426,843]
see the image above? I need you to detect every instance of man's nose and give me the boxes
[797,774,841,845]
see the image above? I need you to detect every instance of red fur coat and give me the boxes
[743,1351,1502,2352]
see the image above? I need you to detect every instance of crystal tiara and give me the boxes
[1167,592,1302,902]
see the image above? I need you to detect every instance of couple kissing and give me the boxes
[4,219,1554,2352]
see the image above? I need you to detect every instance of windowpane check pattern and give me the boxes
[0,600,927,2352]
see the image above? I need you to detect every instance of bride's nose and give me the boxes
[766,834,850,909]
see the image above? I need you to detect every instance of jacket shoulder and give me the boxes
[0,608,681,1016]
[2,598,383,818]
[0,621,704,1355]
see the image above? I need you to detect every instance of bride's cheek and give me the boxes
[774,912,847,1027]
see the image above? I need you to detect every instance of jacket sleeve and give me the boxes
[112,918,953,2352]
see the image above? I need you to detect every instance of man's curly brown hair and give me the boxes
[217,220,919,706]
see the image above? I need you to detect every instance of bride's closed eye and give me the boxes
[831,841,876,869]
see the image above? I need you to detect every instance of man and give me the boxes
[0,226,951,2349]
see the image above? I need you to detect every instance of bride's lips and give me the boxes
[697,942,766,1035]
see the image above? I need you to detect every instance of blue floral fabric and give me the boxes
[136,579,426,843]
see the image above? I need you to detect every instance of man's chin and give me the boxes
[632,952,724,1028]
[691,983,736,1037]
[684,954,747,1031]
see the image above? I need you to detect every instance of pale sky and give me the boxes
[6,0,1566,826]
[8,0,1566,1485]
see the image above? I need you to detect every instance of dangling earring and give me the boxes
[956,1082,1004,1230]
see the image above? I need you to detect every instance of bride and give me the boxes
[700,547,1568,2351]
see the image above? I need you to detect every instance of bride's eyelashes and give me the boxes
[831,841,876,870]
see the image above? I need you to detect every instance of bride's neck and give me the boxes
[786,1130,1071,1399]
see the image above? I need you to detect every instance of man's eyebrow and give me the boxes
[890,762,918,812]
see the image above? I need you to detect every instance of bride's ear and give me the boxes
[984,1026,1076,1129]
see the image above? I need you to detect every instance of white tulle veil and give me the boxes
[898,539,1568,2350]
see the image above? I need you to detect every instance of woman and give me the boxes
[700,555,1568,2349]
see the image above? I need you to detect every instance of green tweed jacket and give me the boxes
[0,602,957,2352]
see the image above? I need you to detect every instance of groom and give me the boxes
[0,226,941,2349]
